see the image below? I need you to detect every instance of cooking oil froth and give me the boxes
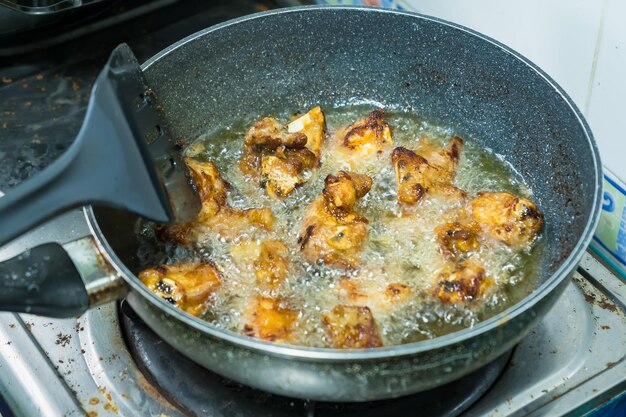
[136,106,545,347]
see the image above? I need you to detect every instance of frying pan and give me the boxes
[0,6,602,401]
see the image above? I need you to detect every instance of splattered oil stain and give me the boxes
[55,333,71,347]
[97,386,120,414]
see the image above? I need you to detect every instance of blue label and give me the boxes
[617,205,626,261]
[603,191,615,212]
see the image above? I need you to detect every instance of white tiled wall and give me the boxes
[585,0,626,180]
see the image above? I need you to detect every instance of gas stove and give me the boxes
[1,208,625,417]
[1,1,625,416]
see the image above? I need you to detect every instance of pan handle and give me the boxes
[0,236,128,318]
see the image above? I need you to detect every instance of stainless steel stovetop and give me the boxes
[0,209,625,417]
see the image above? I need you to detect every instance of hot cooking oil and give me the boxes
[135,106,545,347]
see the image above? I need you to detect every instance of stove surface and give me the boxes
[0,208,625,417]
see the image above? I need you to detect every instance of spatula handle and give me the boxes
[0,143,84,247]
[0,43,173,248]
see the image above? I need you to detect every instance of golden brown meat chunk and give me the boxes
[287,106,326,158]
[184,157,229,203]
[157,158,274,245]
[139,263,222,316]
[391,136,465,204]
[298,171,372,269]
[240,116,308,176]
[241,297,298,343]
[239,107,325,198]
[339,110,393,156]
[415,137,463,178]
[254,240,290,289]
[337,278,412,312]
[331,110,393,169]
[435,262,493,303]
[261,148,318,199]
[469,191,544,247]
[385,282,412,303]
[322,305,383,348]
[435,220,481,260]
[391,147,428,204]
[230,239,290,290]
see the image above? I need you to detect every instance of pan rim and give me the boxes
[87,5,603,361]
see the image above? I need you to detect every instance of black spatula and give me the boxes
[0,43,200,247]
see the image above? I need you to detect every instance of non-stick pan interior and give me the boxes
[95,8,599,292]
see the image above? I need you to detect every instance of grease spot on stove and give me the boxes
[582,290,620,313]
[98,386,120,414]
[55,333,71,347]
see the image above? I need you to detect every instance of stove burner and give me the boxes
[120,300,511,417]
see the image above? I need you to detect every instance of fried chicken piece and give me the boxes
[255,240,290,289]
[185,157,229,204]
[391,147,427,204]
[469,191,543,248]
[298,171,372,269]
[337,278,412,312]
[261,147,318,198]
[391,136,465,204]
[240,107,325,198]
[339,110,393,156]
[287,106,326,158]
[208,207,274,241]
[322,305,383,348]
[241,296,298,343]
[322,170,372,209]
[139,263,222,316]
[435,262,493,303]
[385,282,412,303]
[239,117,285,177]
[435,220,481,260]
[230,239,290,290]
[157,158,274,245]
[332,110,393,169]
[415,137,463,177]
